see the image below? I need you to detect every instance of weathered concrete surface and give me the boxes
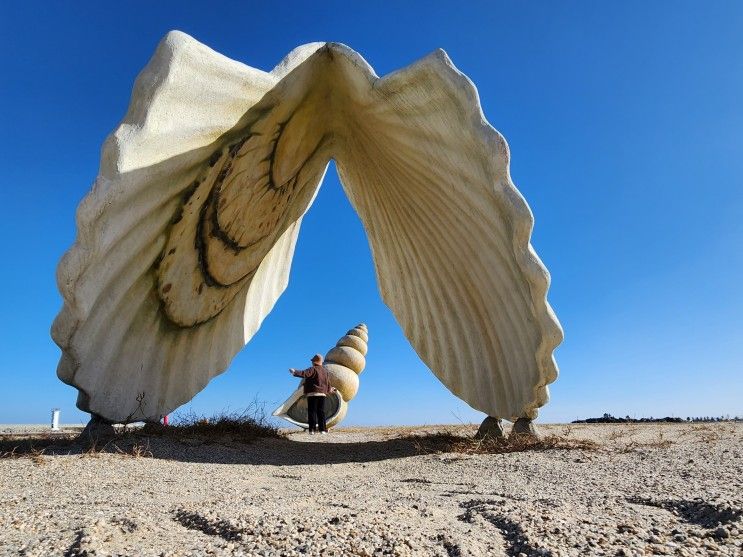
[511,417,539,437]
[475,416,506,439]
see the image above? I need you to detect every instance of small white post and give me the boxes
[51,408,60,431]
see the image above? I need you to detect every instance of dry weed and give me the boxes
[130,441,153,458]
[112,439,153,458]
[697,428,724,444]
[79,441,105,459]
[141,406,281,445]
[608,426,630,441]
[29,447,46,466]
[676,424,726,445]
[63,435,153,460]
[403,431,599,455]
[616,432,674,453]
[0,434,77,462]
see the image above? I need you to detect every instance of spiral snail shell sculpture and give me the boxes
[51,31,562,429]
[273,324,368,429]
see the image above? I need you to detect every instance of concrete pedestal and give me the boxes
[475,416,505,439]
[510,417,538,437]
[79,414,116,446]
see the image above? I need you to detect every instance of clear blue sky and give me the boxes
[1,2,741,425]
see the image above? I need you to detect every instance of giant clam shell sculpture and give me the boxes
[51,31,562,426]
[273,324,368,429]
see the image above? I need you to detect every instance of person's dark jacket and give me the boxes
[292,364,331,395]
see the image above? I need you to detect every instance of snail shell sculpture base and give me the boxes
[51,31,563,426]
[273,324,368,429]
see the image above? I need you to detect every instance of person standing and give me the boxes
[289,353,333,434]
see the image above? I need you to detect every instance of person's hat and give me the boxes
[311,353,323,363]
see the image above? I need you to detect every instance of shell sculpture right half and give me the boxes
[273,324,368,429]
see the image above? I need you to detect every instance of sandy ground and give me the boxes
[1,423,741,557]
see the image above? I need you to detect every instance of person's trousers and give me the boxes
[307,395,327,432]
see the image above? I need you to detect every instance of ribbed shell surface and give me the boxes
[52,32,562,422]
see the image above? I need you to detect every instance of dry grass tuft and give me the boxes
[113,439,153,459]
[402,431,599,455]
[0,434,77,461]
[615,429,674,452]
[141,407,282,445]
[616,440,673,453]
[29,447,46,465]
[0,406,279,461]
[607,426,631,441]
[1,432,154,462]
[689,424,725,444]
[76,438,155,459]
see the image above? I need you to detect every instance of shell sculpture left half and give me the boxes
[273,324,368,429]
[52,31,563,425]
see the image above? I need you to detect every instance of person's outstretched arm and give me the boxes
[289,367,315,378]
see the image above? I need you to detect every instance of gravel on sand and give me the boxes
[1,423,741,556]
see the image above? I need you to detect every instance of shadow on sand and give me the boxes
[0,433,455,466]
[157,436,436,466]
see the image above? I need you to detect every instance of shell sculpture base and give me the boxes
[510,417,539,438]
[475,417,506,440]
[52,31,562,424]
[273,324,368,429]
